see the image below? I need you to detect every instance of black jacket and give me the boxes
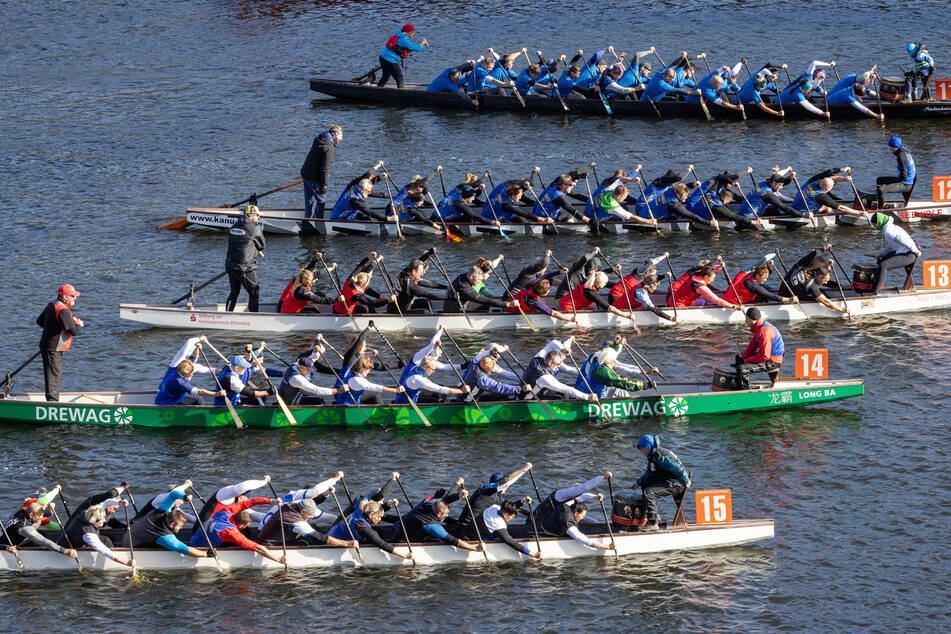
[300,132,336,184]
[225,217,266,271]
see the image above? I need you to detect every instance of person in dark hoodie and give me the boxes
[300,124,343,228]
[225,205,266,312]
[633,434,690,531]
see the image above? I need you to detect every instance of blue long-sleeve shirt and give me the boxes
[380,32,424,64]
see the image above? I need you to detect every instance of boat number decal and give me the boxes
[586,399,666,418]
[923,261,951,289]
[695,489,732,524]
[934,176,951,202]
[795,348,828,379]
[935,80,951,103]
[34,406,131,425]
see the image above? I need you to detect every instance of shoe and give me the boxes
[636,520,660,532]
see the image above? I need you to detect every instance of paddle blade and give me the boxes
[447,231,463,243]
[157,218,189,230]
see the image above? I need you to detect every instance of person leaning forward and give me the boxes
[36,283,84,402]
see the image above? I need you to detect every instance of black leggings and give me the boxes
[377,57,404,88]
[877,252,918,290]
[875,177,914,208]
[226,268,260,312]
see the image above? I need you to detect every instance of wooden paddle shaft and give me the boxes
[197,345,244,429]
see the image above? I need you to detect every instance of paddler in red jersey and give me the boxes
[734,307,784,388]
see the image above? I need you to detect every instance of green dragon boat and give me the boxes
[0,378,864,429]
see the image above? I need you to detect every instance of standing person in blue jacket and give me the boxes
[904,42,935,101]
[299,124,343,227]
[377,23,428,88]
[873,136,916,209]
[632,434,691,532]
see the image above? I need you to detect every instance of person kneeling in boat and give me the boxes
[278,356,350,406]
[214,356,273,407]
[190,494,287,564]
[124,480,212,559]
[559,271,643,331]
[395,495,482,552]
[155,359,226,406]
[667,263,741,311]
[522,340,596,402]
[576,343,651,399]
[734,307,784,388]
[327,499,413,562]
[527,473,613,550]
[634,435,690,531]
[2,500,79,561]
[257,497,356,549]
[459,352,528,402]
[724,262,796,306]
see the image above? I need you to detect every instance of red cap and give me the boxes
[58,284,80,297]
[401,23,415,33]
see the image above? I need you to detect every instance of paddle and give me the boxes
[186,497,224,573]
[369,322,433,427]
[488,48,526,107]
[248,346,298,426]
[438,334,491,424]
[158,179,303,230]
[122,481,140,516]
[0,351,42,395]
[340,476,355,508]
[121,502,137,576]
[598,250,645,334]
[486,261,537,332]
[671,473,692,527]
[610,46,660,118]
[0,515,25,571]
[479,179,512,241]
[265,481,289,571]
[768,255,809,318]
[826,245,853,285]
[536,50,569,111]
[262,344,292,368]
[395,476,418,508]
[463,492,490,562]
[549,254,584,336]
[58,488,73,519]
[717,255,746,312]
[429,253,474,329]
[827,253,853,320]
[624,342,667,381]
[319,255,361,331]
[789,171,818,228]
[631,165,662,234]
[598,496,619,559]
[499,349,557,420]
[379,163,405,240]
[578,49,612,115]
[661,256,680,323]
[524,178,559,235]
[438,169,448,197]
[425,190,463,243]
[196,338,244,429]
[526,500,544,560]
[390,499,416,566]
[171,271,228,305]
[329,490,365,567]
[820,75,832,121]
[620,341,671,415]
[565,346,599,402]
[686,166,720,232]
[48,505,83,572]
[373,258,409,332]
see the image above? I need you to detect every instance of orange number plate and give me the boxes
[695,489,732,524]
[795,348,828,379]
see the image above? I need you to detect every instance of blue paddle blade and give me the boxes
[750,253,775,269]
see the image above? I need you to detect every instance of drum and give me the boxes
[712,366,740,392]
[879,77,905,101]
[611,492,647,529]
[852,264,880,294]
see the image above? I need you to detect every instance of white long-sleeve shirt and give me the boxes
[404,373,454,395]
[882,221,920,256]
[535,374,587,400]
[257,478,338,529]
[474,346,518,381]
[82,532,120,560]
[169,337,212,375]
[286,373,335,396]
[534,340,579,376]
[347,375,388,394]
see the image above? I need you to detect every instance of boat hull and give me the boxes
[0,380,864,428]
[0,519,773,571]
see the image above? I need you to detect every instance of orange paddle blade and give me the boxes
[157,218,189,230]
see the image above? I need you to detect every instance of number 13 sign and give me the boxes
[695,489,732,524]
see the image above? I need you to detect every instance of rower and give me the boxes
[435,184,493,224]
[483,497,541,559]
[533,174,593,225]
[737,72,783,117]
[734,307,784,388]
[667,263,740,310]
[193,476,272,532]
[468,56,512,95]
[213,355,272,407]
[831,65,878,95]
[556,60,586,99]
[521,337,595,401]
[610,274,675,322]
[575,343,651,399]
[686,172,761,230]
[491,183,549,224]
[59,485,128,546]
[395,494,482,552]
[508,272,577,324]
[257,497,356,548]
[155,359,225,406]
[333,269,396,315]
[558,271,644,327]
[377,24,427,88]
[300,125,343,224]
[515,63,555,96]
[600,64,641,100]
[278,267,335,314]
[737,168,804,219]
[341,355,404,404]
[869,212,921,292]
[791,60,834,94]
[16,486,61,531]
[427,60,480,106]
[257,472,343,531]
[225,205,265,313]
[641,66,701,102]
[2,499,78,561]
[278,356,349,406]
[453,463,531,540]
[633,435,691,532]
[585,170,638,221]
[74,506,135,568]
[827,83,884,121]
[555,247,608,298]
[487,49,519,92]
[686,69,745,113]
[395,327,469,404]
[330,171,390,221]
[506,250,551,293]
[124,480,212,559]
[872,136,916,210]
[388,181,441,229]
[634,169,684,220]
[607,253,666,305]
[458,351,528,402]
[393,248,448,315]
[792,167,858,216]
[445,266,516,313]
[723,262,795,305]
[778,249,850,316]
[595,184,657,228]
[777,78,829,118]
[36,283,84,402]
[327,498,413,561]
[189,493,287,564]
[333,324,402,405]
[527,473,613,551]
[666,183,719,229]
[618,54,652,94]
[904,42,934,101]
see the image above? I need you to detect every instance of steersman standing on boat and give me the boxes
[377,24,428,89]
[633,435,691,532]
[36,283,83,402]
[300,124,343,227]
[224,205,266,313]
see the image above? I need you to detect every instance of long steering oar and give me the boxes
[0,351,42,394]
[159,179,303,230]
[171,271,228,305]
[248,346,297,426]
[369,323,434,427]
[187,497,225,574]
[196,339,244,429]
[330,490,365,567]
[48,505,83,572]
[265,481,289,572]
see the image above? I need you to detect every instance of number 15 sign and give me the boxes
[695,489,732,524]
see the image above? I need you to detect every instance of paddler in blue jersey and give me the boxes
[904,42,935,101]
[515,63,555,96]
[487,48,518,93]
[468,57,513,96]
[778,78,829,118]
[556,58,585,99]
[600,64,642,100]
[634,169,684,220]
[427,59,480,107]
[533,174,593,224]
[830,65,878,95]
[737,71,783,117]
[686,68,745,113]
[569,49,608,99]
[377,23,428,88]
[737,168,802,218]
[791,167,861,216]
[641,67,701,102]
[827,82,884,121]
[790,60,835,94]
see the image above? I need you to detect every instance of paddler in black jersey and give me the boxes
[526,472,613,550]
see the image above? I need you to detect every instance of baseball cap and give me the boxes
[58,284,80,297]
[230,355,253,368]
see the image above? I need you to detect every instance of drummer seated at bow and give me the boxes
[2,498,79,561]
[737,168,803,219]
[527,473,613,551]
[329,165,388,220]
[734,307,784,388]
[576,340,652,399]
[333,266,397,316]
[724,261,796,305]
[521,338,596,401]
[190,494,287,564]
[558,271,643,328]
[392,248,448,315]
[667,262,740,310]
[533,174,594,225]
[395,494,482,552]
[278,355,349,406]
[791,167,860,217]
[395,327,469,404]
[427,59,480,107]
[124,480,212,559]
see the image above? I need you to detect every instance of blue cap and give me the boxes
[230,355,252,368]
[637,434,657,450]
[888,135,902,149]
[460,185,476,199]
[906,43,917,56]
[488,472,505,483]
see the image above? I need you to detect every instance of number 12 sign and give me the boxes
[934,175,951,202]
[695,489,732,524]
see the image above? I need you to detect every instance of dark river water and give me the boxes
[2,0,951,631]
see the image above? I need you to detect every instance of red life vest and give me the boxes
[558,284,594,311]
[668,274,708,307]
[723,270,758,305]
[54,302,73,351]
[386,34,410,59]
[507,288,540,313]
[279,281,311,314]
[332,280,363,314]
[609,275,643,310]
